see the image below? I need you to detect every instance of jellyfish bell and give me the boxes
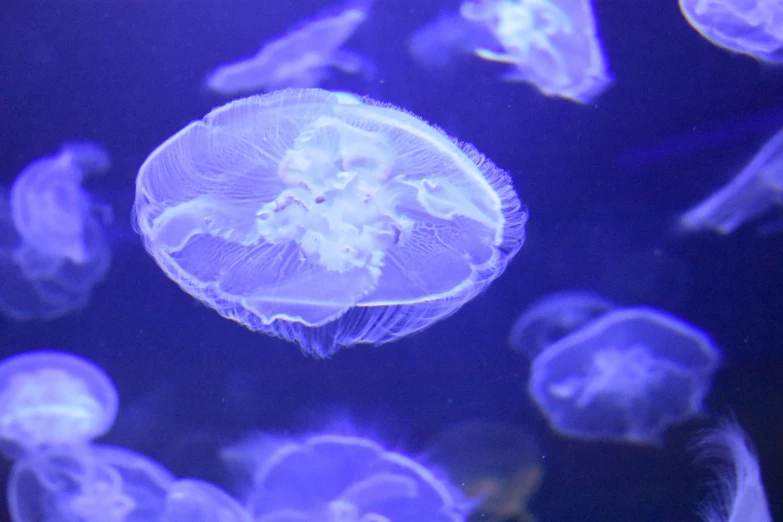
[528,307,720,445]
[0,351,118,458]
[134,88,527,357]
[508,291,615,359]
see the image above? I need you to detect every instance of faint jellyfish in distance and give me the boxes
[528,307,720,444]
[508,291,615,359]
[680,125,783,235]
[133,88,527,357]
[0,350,118,458]
[679,0,783,63]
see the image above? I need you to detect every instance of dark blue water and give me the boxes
[1,1,781,521]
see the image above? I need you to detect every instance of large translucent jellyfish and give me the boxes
[508,291,615,359]
[679,0,783,62]
[0,143,112,321]
[222,432,470,522]
[425,420,544,522]
[0,351,118,457]
[133,88,527,356]
[206,2,372,96]
[680,125,783,234]
[459,0,612,103]
[528,307,720,444]
[7,444,175,522]
[163,479,252,522]
[693,418,772,522]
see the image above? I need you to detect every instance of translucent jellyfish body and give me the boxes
[679,0,783,62]
[223,432,469,522]
[0,143,112,321]
[508,291,615,359]
[163,479,252,522]
[0,351,118,456]
[681,125,783,234]
[7,444,174,522]
[528,307,720,444]
[134,88,527,356]
[459,0,612,103]
[206,1,371,96]
[694,419,772,522]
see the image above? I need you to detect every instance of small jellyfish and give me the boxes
[133,88,527,356]
[528,307,720,444]
[508,291,615,359]
[0,143,112,321]
[7,444,175,522]
[223,432,470,522]
[459,0,612,103]
[680,125,783,234]
[693,418,772,522]
[424,420,544,522]
[163,479,252,522]
[0,351,118,457]
[206,1,372,96]
[679,0,783,62]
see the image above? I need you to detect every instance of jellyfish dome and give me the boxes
[134,88,527,356]
[528,307,720,444]
[223,432,470,522]
[0,350,118,457]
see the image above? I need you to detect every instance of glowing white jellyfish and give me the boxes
[694,418,772,522]
[7,444,174,522]
[206,1,371,96]
[679,0,783,62]
[0,351,118,456]
[0,143,112,321]
[528,307,720,444]
[133,88,527,356]
[222,432,469,522]
[163,479,252,522]
[681,125,783,234]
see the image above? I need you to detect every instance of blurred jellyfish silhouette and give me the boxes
[680,125,783,235]
[7,444,175,522]
[409,0,611,103]
[425,420,544,522]
[223,431,470,522]
[527,307,720,444]
[679,0,783,62]
[509,291,615,359]
[206,1,372,96]
[133,88,527,357]
[163,479,252,522]
[0,350,118,459]
[693,418,772,522]
[0,143,112,321]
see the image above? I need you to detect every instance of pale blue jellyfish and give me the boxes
[206,1,372,96]
[223,432,470,522]
[681,125,783,234]
[0,351,118,457]
[163,479,252,522]
[133,88,527,356]
[7,444,174,522]
[0,143,112,321]
[693,418,772,522]
[679,0,783,62]
[528,307,720,444]
[508,291,615,359]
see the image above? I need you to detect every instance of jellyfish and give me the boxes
[0,142,112,321]
[528,307,720,444]
[679,0,783,63]
[425,420,544,522]
[408,10,499,70]
[508,291,615,359]
[7,444,174,522]
[222,432,470,522]
[680,125,783,234]
[133,88,527,356]
[206,1,372,96]
[459,0,612,103]
[693,418,772,522]
[0,351,118,458]
[163,479,252,522]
